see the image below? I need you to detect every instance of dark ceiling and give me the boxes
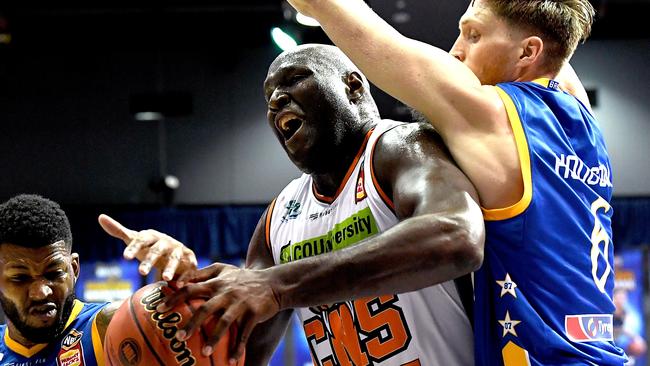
[0,0,646,48]
[0,0,645,120]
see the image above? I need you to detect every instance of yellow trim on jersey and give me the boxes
[64,299,85,330]
[502,341,531,366]
[92,312,105,366]
[3,299,85,357]
[482,87,533,221]
[3,328,48,357]
[532,78,552,88]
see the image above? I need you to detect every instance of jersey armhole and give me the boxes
[481,86,533,221]
[369,125,402,214]
[92,310,106,366]
[265,198,277,258]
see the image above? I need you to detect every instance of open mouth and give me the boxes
[276,112,304,142]
[29,303,57,321]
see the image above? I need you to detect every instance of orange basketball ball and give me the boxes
[104,281,244,366]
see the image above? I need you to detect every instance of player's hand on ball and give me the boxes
[157,263,281,364]
[98,214,198,281]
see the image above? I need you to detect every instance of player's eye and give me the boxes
[45,270,66,281]
[9,274,30,283]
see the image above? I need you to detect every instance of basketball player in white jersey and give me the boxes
[160,44,485,365]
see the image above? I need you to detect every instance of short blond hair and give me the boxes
[479,0,595,72]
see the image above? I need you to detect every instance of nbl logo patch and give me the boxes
[565,314,613,342]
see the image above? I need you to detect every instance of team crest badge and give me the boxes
[355,161,367,203]
[282,200,302,222]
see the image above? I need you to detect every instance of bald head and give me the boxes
[268,44,371,92]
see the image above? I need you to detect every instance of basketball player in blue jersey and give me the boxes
[0,194,197,365]
[277,0,628,364]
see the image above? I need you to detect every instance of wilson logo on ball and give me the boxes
[141,286,197,366]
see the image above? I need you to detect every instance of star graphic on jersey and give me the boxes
[496,273,518,298]
[499,311,522,338]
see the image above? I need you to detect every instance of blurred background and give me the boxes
[0,0,649,364]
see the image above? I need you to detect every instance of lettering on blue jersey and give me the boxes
[498,311,522,338]
[5,359,48,366]
[565,314,613,342]
[554,154,612,187]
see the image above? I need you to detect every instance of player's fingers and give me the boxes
[202,305,244,356]
[228,316,255,364]
[181,295,229,343]
[162,246,184,281]
[138,242,166,275]
[176,262,227,288]
[157,282,211,313]
[98,214,135,243]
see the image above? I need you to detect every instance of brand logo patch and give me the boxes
[57,329,85,366]
[565,314,613,342]
[58,349,83,366]
[282,200,302,222]
[61,329,83,350]
[119,338,141,365]
[355,161,367,203]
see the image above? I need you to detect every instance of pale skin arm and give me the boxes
[285,0,528,210]
[285,0,500,137]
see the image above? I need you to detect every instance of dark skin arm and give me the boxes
[243,209,294,366]
[160,122,485,362]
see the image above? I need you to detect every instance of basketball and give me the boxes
[103,281,244,366]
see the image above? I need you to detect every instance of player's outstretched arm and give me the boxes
[98,214,198,281]
[286,0,499,137]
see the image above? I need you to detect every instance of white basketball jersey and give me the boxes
[267,121,474,366]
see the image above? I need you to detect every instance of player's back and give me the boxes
[474,79,627,365]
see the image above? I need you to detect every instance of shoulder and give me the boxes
[374,121,452,165]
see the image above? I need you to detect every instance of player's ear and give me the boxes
[518,36,544,67]
[71,253,80,280]
[346,71,365,103]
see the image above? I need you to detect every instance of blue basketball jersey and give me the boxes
[474,79,627,365]
[0,300,108,366]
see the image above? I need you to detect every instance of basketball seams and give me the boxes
[128,293,166,366]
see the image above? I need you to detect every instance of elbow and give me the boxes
[428,215,485,274]
[452,227,484,274]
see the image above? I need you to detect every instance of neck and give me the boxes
[515,65,557,82]
[7,322,41,348]
[311,122,374,197]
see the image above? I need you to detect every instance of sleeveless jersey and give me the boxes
[267,121,474,366]
[474,79,627,365]
[0,300,108,366]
